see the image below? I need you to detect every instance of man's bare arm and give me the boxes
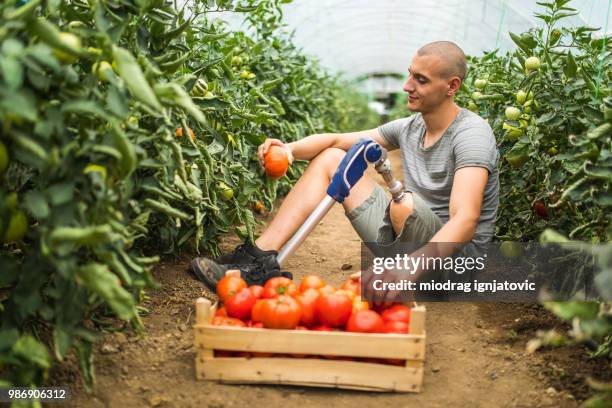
[289,128,394,161]
[429,166,488,244]
[257,128,394,166]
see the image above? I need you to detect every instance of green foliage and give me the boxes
[0,0,376,390]
[456,0,610,243]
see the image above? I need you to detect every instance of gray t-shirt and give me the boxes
[378,108,499,245]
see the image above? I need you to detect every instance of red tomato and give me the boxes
[263,277,298,298]
[383,320,409,334]
[299,275,325,292]
[312,325,334,331]
[216,275,247,302]
[315,293,352,328]
[215,307,228,317]
[260,295,302,329]
[296,292,319,327]
[318,284,336,295]
[533,201,548,218]
[249,285,264,299]
[251,299,265,323]
[335,289,356,301]
[352,296,369,313]
[341,279,361,295]
[211,316,246,327]
[346,310,384,333]
[225,288,256,320]
[372,302,403,313]
[381,305,411,324]
[247,320,264,328]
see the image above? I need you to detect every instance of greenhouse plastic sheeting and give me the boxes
[219,0,609,80]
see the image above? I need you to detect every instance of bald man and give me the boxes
[191,41,500,291]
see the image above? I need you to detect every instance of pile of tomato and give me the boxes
[210,274,412,364]
[212,274,411,333]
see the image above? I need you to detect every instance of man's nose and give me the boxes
[403,78,414,93]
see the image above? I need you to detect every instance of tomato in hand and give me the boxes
[260,295,302,329]
[216,275,247,302]
[225,288,256,320]
[263,277,298,298]
[315,292,352,328]
[346,310,385,333]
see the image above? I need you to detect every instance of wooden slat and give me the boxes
[410,305,426,335]
[196,356,423,393]
[194,326,425,360]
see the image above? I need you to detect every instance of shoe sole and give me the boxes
[190,258,218,292]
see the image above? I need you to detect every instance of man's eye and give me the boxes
[418,78,426,84]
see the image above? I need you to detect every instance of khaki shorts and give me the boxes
[345,185,443,248]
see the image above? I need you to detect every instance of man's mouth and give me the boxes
[408,95,418,102]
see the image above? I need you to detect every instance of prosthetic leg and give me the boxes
[276,139,405,266]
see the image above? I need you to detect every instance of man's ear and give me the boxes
[447,77,461,96]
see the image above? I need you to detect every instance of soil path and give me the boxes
[61,153,589,408]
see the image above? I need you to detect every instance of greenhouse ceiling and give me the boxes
[270,0,610,81]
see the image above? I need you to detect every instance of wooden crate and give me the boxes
[193,297,426,392]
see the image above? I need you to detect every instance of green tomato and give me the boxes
[190,78,208,97]
[5,192,18,210]
[218,182,234,201]
[503,122,523,141]
[471,91,483,100]
[505,106,521,121]
[3,210,27,243]
[500,241,523,258]
[0,141,8,175]
[231,56,243,66]
[467,101,479,112]
[548,147,558,155]
[239,70,250,79]
[52,32,82,64]
[92,60,113,81]
[474,79,487,90]
[516,90,527,105]
[525,56,541,71]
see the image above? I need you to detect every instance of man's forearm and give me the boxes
[287,133,338,161]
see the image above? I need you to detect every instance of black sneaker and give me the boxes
[190,257,293,291]
[215,241,279,266]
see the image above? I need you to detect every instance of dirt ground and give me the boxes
[53,153,610,407]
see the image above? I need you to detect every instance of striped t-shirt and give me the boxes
[378,108,499,245]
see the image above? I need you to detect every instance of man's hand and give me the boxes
[257,138,294,168]
[352,266,416,307]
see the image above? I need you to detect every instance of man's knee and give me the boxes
[389,193,414,235]
[310,147,345,176]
